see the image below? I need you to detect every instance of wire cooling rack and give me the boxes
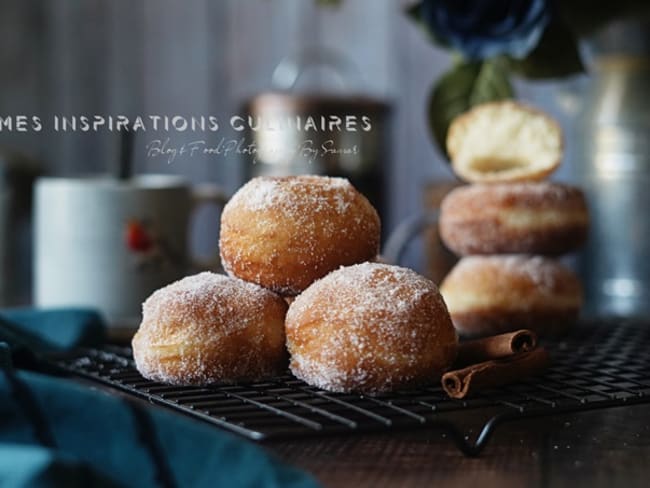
[48,318,650,456]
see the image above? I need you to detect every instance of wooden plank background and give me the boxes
[0,0,583,243]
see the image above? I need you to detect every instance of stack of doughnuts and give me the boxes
[439,101,589,337]
[133,175,458,393]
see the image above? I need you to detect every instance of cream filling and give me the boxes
[451,104,561,181]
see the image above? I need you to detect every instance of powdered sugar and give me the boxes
[288,263,431,325]
[451,255,565,293]
[459,182,580,202]
[231,175,354,215]
[440,255,582,336]
[132,272,287,385]
[239,178,281,211]
[141,272,279,330]
[219,175,380,295]
[286,262,457,393]
[497,255,561,290]
[439,182,588,256]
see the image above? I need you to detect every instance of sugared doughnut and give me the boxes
[447,101,562,183]
[219,175,380,296]
[439,182,589,256]
[286,262,458,393]
[440,255,582,337]
[132,272,288,385]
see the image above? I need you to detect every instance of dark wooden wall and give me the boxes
[0,0,581,236]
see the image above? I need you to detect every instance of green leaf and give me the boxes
[427,60,514,158]
[508,18,585,79]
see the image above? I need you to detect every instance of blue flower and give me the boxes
[420,0,551,60]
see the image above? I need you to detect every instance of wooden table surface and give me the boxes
[267,403,650,487]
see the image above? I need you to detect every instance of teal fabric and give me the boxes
[0,310,319,488]
[0,308,105,351]
[0,445,119,488]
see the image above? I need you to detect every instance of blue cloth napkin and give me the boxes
[0,308,106,351]
[0,309,319,488]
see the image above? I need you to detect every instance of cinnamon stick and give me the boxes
[442,348,550,399]
[454,329,538,368]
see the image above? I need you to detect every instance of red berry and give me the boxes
[125,221,153,252]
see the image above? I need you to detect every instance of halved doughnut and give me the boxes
[447,101,563,183]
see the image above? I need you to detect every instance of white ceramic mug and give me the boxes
[34,175,228,330]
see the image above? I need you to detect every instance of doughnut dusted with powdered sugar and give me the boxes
[440,255,582,337]
[132,272,288,385]
[285,262,458,393]
[219,175,380,296]
[439,182,589,256]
